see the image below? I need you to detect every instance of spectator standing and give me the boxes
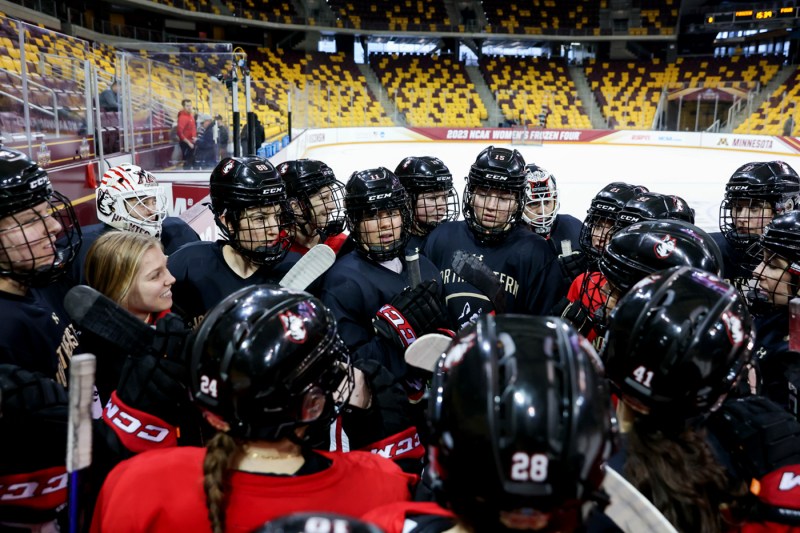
[177,99,197,170]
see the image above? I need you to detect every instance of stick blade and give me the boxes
[405,333,453,372]
[280,244,336,291]
[67,353,96,473]
[601,466,678,533]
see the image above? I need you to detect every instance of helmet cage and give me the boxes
[0,189,81,287]
[522,166,560,235]
[216,201,294,267]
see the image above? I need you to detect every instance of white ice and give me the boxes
[302,141,800,233]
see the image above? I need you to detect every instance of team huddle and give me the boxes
[0,143,799,533]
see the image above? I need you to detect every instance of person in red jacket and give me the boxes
[90,285,415,533]
[177,99,197,170]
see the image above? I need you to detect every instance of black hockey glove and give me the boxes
[113,314,192,427]
[707,396,800,525]
[340,359,424,474]
[551,297,593,337]
[0,364,68,473]
[558,251,589,282]
[373,279,450,349]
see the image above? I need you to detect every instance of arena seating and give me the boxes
[480,55,591,128]
[371,53,485,127]
[327,0,449,31]
[481,0,601,35]
[736,67,800,135]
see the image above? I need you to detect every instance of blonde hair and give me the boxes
[203,433,242,533]
[84,231,163,305]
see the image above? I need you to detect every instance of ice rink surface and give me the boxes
[303,140,800,233]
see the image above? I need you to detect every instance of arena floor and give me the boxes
[302,140,800,233]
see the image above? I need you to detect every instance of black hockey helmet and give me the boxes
[604,266,754,419]
[522,163,560,236]
[0,148,81,286]
[344,167,411,261]
[579,182,649,259]
[276,159,346,239]
[394,156,459,234]
[739,210,800,314]
[613,192,695,232]
[209,156,293,266]
[600,219,722,294]
[719,161,800,249]
[463,146,527,244]
[254,512,385,533]
[429,314,615,531]
[189,285,353,442]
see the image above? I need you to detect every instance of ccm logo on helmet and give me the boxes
[28,176,48,190]
[484,173,509,181]
[262,187,283,195]
[368,193,392,201]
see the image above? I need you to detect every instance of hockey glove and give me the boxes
[0,364,68,472]
[338,359,424,474]
[558,251,589,282]
[552,297,593,337]
[373,279,450,349]
[707,396,800,525]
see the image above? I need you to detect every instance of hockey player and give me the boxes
[585,219,723,341]
[423,146,564,329]
[521,163,582,258]
[68,163,199,285]
[277,158,350,255]
[553,181,647,339]
[321,167,448,378]
[604,266,755,533]
[713,161,800,281]
[394,156,459,254]
[0,148,82,385]
[90,285,415,533]
[734,210,800,413]
[168,156,299,325]
[365,314,617,532]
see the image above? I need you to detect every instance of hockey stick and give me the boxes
[451,250,507,314]
[64,285,156,357]
[406,252,422,288]
[404,332,453,372]
[279,243,336,291]
[601,466,678,533]
[67,353,96,533]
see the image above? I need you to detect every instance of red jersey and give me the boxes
[567,271,607,344]
[363,501,456,533]
[290,233,349,256]
[90,447,414,533]
[177,110,196,143]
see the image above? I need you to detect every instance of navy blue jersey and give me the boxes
[168,240,300,325]
[709,231,753,282]
[0,287,79,387]
[423,221,566,330]
[320,252,441,377]
[547,213,583,257]
[406,234,427,256]
[67,218,200,286]
[160,217,200,254]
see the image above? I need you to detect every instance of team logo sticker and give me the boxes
[654,234,676,259]
[279,311,307,343]
[221,160,235,175]
[720,310,744,346]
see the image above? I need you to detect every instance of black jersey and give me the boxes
[67,219,200,286]
[406,234,427,256]
[423,221,566,330]
[320,251,441,377]
[0,287,79,387]
[709,231,754,282]
[547,213,583,257]
[168,240,300,325]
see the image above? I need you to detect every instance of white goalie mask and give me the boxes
[522,164,560,236]
[96,164,167,237]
